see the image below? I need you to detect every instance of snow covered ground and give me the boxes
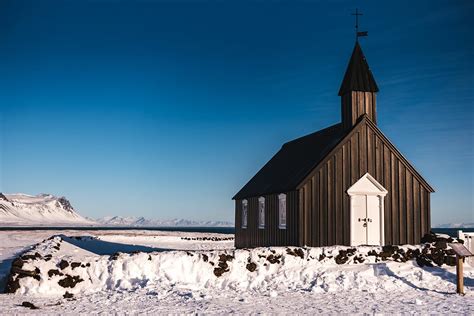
[0,230,473,314]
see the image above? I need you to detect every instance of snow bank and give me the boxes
[5,234,472,298]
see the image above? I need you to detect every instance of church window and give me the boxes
[258,197,265,229]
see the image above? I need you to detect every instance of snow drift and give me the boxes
[0,193,94,226]
[5,233,472,298]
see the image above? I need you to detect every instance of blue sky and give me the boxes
[0,1,472,225]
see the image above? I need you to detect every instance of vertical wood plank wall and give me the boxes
[234,191,299,248]
[299,122,431,247]
[341,91,377,130]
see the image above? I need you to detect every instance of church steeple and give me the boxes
[339,41,379,130]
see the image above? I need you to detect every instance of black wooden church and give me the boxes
[233,40,434,248]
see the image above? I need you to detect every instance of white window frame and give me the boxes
[241,199,248,229]
[278,193,287,229]
[258,196,265,229]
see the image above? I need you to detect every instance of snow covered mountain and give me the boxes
[435,223,474,229]
[96,216,233,227]
[0,193,94,226]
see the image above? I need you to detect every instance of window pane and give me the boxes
[279,194,286,229]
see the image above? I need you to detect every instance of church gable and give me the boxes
[297,115,433,246]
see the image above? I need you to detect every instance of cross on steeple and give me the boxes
[352,8,368,41]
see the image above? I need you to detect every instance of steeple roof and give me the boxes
[338,41,379,96]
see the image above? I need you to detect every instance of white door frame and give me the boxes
[347,173,388,246]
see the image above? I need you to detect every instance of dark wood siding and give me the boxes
[297,119,432,246]
[341,91,377,130]
[234,191,299,248]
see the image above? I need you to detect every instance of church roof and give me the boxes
[233,123,346,200]
[338,41,379,96]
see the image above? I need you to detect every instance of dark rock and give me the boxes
[109,253,120,260]
[63,291,74,299]
[382,245,398,255]
[213,267,228,277]
[48,269,64,277]
[335,250,350,264]
[434,241,447,249]
[57,196,74,213]
[218,261,228,270]
[11,258,25,269]
[59,260,69,270]
[58,275,84,288]
[246,262,257,272]
[266,254,282,264]
[430,248,445,266]
[202,254,209,262]
[86,263,91,267]
[21,301,39,309]
[286,248,305,259]
[367,250,378,257]
[71,262,81,269]
[5,276,20,293]
[219,254,234,262]
[416,255,433,268]
[421,232,437,244]
[21,252,42,261]
[148,255,152,261]
[353,255,365,263]
[0,192,8,201]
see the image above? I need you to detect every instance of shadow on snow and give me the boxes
[60,235,170,255]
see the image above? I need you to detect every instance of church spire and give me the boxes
[338,41,379,96]
[339,41,379,130]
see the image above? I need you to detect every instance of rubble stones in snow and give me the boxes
[416,255,434,268]
[266,254,282,264]
[214,253,234,277]
[21,252,42,261]
[63,291,74,299]
[246,262,257,272]
[48,269,64,277]
[335,249,356,265]
[21,301,39,310]
[109,253,121,260]
[70,262,81,269]
[59,260,69,270]
[286,248,305,259]
[58,275,84,288]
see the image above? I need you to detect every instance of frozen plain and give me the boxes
[0,229,473,314]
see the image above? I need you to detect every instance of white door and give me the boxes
[352,195,367,245]
[366,195,381,245]
[351,194,381,245]
[348,173,387,246]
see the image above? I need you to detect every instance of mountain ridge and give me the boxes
[0,193,94,226]
[95,215,233,227]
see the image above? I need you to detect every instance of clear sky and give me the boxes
[0,0,472,225]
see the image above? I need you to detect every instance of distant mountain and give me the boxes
[435,223,474,229]
[96,216,233,227]
[0,193,94,226]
